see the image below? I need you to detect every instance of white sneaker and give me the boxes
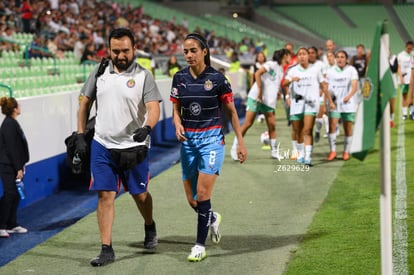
[0,229,10,238]
[187,244,207,262]
[7,226,28,234]
[230,147,238,161]
[210,212,222,244]
[271,150,284,160]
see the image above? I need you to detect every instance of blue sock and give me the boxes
[196,199,212,246]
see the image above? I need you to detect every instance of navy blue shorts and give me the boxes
[90,139,150,195]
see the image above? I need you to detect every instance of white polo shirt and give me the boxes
[81,61,162,149]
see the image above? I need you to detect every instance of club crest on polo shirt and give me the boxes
[204,80,213,91]
[127,79,136,88]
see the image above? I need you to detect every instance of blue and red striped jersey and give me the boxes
[170,66,233,140]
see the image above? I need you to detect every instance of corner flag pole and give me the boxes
[380,102,392,275]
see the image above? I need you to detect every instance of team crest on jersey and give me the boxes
[127,79,136,88]
[189,102,202,116]
[362,77,373,100]
[204,80,213,91]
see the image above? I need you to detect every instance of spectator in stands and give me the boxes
[96,43,109,60]
[73,34,89,61]
[170,32,247,262]
[68,0,80,16]
[20,0,33,33]
[27,34,52,59]
[181,17,188,29]
[136,45,156,77]
[0,96,30,238]
[54,30,73,52]
[166,54,181,77]
[228,51,241,72]
[0,3,6,19]
[80,42,99,64]
[46,33,65,59]
[1,26,20,52]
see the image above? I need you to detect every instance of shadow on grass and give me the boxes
[36,217,85,231]
[123,232,326,261]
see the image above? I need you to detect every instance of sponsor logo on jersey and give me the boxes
[127,79,136,88]
[190,102,202,116]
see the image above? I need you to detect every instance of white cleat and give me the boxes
[187,245,207,262]
[210,212,222,244]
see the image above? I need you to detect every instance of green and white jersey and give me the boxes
[248,60,283,109]
[285,63,326,114]
[81,61,162,149]
[325,64,358,113]
[397,50,412,84]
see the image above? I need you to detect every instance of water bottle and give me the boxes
[16,179,25,200]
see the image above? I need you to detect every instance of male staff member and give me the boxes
[76,28,162,266]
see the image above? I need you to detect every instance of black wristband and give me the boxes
[144,125,152,133]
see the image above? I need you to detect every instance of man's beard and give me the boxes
[113,56,134,71]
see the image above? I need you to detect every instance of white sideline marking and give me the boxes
[392,101,408,274]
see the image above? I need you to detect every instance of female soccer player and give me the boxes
[170,33,247,262]
[284,47,333,165]
[230,49,291,160]
[325,50,359,161]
